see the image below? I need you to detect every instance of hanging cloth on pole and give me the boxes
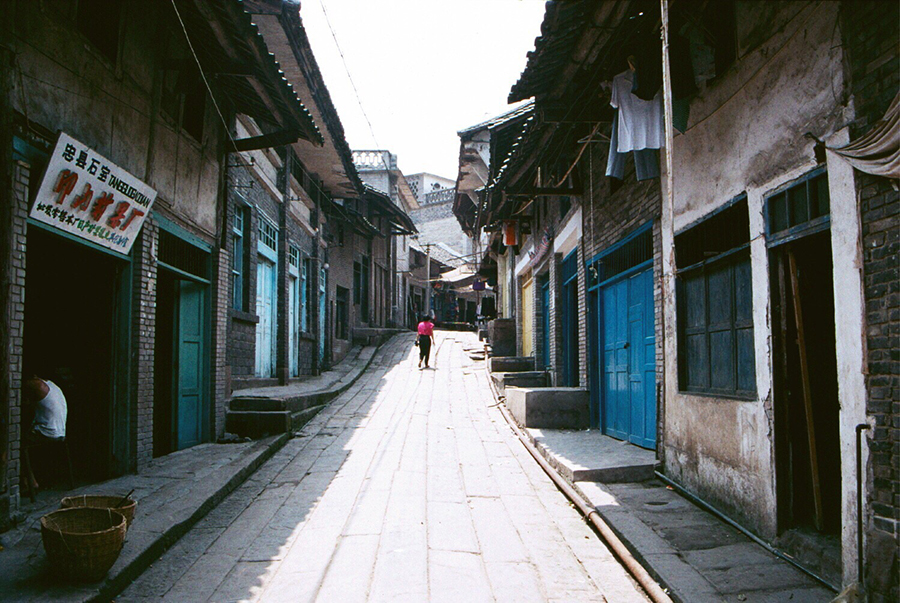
[827,91,900,178]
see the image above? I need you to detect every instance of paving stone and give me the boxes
[429,549,493,603]
[117,333,647,602]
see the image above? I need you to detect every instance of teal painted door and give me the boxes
[289,273,299,377]
[541,281,550,368]
[177,281,205,450]
[256,257,277,377]
[318,268,327,364]
[600,267,656,449]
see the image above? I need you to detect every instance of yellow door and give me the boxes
[521,277,534,357]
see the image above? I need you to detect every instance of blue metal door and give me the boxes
[600,268,656,448]
[177,281,205,450]
[541,280,550,369]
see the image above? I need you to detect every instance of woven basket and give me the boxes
[61,494,137,528]
[41,507,127,582]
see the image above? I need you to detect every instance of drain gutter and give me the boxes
[653,470,839,593]
[485,365,673,603]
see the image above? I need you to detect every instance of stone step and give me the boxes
[225,410,292,439]
[491,371,549,394]
[506,387,590,429]
[230,397,287,412]
[489,356,535,373]
[524,429,658,483]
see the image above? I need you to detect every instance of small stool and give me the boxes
[21,436,75,503]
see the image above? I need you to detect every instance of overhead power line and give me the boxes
[317,0,381,149]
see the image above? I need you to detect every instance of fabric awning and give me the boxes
[828,92,900,178]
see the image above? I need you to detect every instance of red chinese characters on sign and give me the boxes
[51,170,146,231]
[30,133,157,254]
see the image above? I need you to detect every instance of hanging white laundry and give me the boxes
[610,70,664,152]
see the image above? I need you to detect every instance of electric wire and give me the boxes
[317,0,381,149]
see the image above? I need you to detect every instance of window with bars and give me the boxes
[675,198,756,398]
[259,218,278,252]
[232,206,248,310]
[159,229,209,280]
[588,226,652,288]
[289,245,300,270]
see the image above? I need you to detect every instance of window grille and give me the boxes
[259,218,278,252]
[589,227,652,288]
[159,229,208,279]
[289,245,300,269]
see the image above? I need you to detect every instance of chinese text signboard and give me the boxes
[30,132,157,255]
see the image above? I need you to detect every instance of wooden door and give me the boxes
[176,281,205,450]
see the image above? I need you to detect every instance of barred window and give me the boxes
[259,218,278,252]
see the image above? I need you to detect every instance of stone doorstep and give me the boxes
[505,387,591,430]
[490,371,549,394]
[522,427,658,483]
[0,433,290,603]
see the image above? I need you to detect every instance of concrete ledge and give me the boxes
[490,371,549,394]
[506,387,589,429]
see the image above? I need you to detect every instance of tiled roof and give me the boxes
[457,100,536,136]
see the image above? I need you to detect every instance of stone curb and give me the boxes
[91,336,391,602]
[90,432,291,603]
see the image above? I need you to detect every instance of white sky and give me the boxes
[300,0,546,179]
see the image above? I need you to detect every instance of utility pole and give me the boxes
[425,243,432,316]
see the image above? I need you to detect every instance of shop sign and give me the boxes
[30,132,156,255]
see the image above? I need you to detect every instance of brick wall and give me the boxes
[4,161,29,511]
[131,221,157,470]
[841,2,900,599]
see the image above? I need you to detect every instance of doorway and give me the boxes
[771,231,841,536]
[255,256,277,377]
[23,227,126,483]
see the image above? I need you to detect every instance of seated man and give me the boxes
[21,376,68,491]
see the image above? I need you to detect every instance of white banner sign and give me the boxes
[30,132,157,255]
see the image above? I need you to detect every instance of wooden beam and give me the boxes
[230,129,299,152]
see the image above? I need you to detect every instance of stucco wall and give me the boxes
[661,2,867,550]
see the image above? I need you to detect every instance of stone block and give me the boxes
[490,356,535,373]
[488,318,516,357]
[225,410,291,439]
[505,387,589,429]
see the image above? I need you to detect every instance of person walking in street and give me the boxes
[417,314,435,369]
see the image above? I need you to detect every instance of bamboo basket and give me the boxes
[61,494,137,528]
[40,507,127,582]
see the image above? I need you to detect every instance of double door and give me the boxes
[596,267,656,449]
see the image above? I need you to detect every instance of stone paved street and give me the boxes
[119,332,648,602]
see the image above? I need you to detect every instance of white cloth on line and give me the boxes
[610,70,665,152]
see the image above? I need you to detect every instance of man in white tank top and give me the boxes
[22,376,68,491]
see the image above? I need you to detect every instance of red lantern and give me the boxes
[503,220,517,246]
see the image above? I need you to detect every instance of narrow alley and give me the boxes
[119,332,648,603]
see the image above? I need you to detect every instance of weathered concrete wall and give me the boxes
[661,2,868,559]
